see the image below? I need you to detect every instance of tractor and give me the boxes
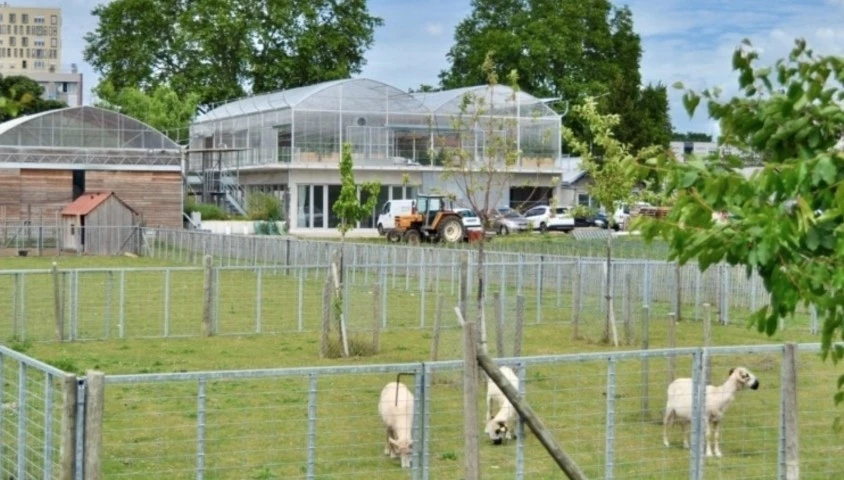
[387,194,465,244]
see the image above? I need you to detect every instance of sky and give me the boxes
[32,0,844,135]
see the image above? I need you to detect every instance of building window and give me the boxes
[22,14,28,24]
[51,15,57,25]
[8,37,15,47]
[34,39,44,47]
[21,37,27,47]
[21,60,26,69]
[50,37,56,48]
[34,60,44,69]
[9,13,15,23]
[34,16,44,24]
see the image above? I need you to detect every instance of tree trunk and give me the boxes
[604,232,619,347]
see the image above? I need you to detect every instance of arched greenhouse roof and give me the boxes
[0,106,180,150]
[196,78,431,123]
[412,85,560,119]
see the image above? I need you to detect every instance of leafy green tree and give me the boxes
[636,39,843,409]
[440,0,669,150]
[333,143,380,240]
[564,97,662,345]
[94,81,201,143]
[0,75,66,122]
[84,0,382,109]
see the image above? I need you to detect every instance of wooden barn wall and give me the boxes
[85,171,182,228]
[0,168,21,222]
[20,169,73,222]
[84,195,138,255]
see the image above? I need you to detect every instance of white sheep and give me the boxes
[663,366,760,457]
[378,381,414,469]
[485,365,519,445]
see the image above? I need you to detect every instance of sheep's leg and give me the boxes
[662,409,674,448]
[681,423,689,449]
[713,421,722,457]
[704,421,714,457]
[385,427,395,457]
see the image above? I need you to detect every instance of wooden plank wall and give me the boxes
[20,169,73,222]
[84,195,138,255]
[86,171,182,228]
[0,168,21,222]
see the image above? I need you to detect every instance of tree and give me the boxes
[0,75,66,122]
[94,81,201,143]
[564,97,662,345]
[84,0,383,109]
[636,39,843,410]
[440,0,669,150]
[437,53,529,354]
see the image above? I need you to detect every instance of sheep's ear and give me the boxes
[729,368,735,376]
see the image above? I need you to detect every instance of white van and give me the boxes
[376,199,415,235]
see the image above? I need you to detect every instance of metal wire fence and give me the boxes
[0,346,69,480]
[4,343,836,479]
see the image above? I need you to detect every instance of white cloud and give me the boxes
[424,23,444,37]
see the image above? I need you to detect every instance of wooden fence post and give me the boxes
[430,294,443,362]
[372,281,381,353]
[494,292,505,357]
[514,295,525,358]
[52,262,63,342]
[668,312,677,384]
[60,374,77,480]
[461,317,480,480]
[641,305,650,419]
[84,371,105,480]
[202,255,214,337]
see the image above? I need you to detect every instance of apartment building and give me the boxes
[0,3,82,106]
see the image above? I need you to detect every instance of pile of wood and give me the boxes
[636,206,671,218]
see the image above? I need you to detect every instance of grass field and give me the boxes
[1,253,842,479]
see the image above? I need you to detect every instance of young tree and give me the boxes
[636,39,844,408]
[94,82,201,142]
[84,0,383,109]
[563,98,662,345]
[0,75,66,122]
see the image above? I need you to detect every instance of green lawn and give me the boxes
[1,253,841,479]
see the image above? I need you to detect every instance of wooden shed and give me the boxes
[61,192,140,255]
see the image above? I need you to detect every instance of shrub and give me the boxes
[247,192,282,221]
[185,199,228,220]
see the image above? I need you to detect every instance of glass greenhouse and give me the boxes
[0,106,181,167]
[190,78,562,170]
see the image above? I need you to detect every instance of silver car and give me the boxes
[485,207,530,235]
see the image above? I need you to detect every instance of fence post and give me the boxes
[572,261,580,339]
[320,274,331,358]
[514,295,525,358]
[372,281,381,353]
[535,258,542,324]
[422,363,433,480]
[420,250,427,328]
[255,267,263,334]
[118,270,125,339]
[163,269,171,338]
[641,305,650,419]
[703,303,712,384]
[779,342,799,480]
[202,255,214,337]
[623,273,632,345]
[413,368,424,480]
[688,350,705,480]
[84,371,105,480]
[298,270,305,332]
[306,374,318,480]
[604,358,617,480]
[462,320,480,480]
[196,378,207,480]
[381,266,388,329]
[459,254,469,322]
[60,374,77,480]
[52,262,63,342]
[430,294,443,362]
[674,264,682,323]
[667,312,676,384]
[494,292,504,357]
[515,363,526,480]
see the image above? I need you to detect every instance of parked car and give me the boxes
[522,205,575,232]
[593,211,620,230]
[376,199,415,235]
[454,208,483,231]
[485,207,530,235]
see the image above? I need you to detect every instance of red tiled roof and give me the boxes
[61,192,115,216]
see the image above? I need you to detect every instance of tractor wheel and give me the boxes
[438,217,464,243]
[386,230,402,243]
[404,229,422,244]
[377,223,384,236]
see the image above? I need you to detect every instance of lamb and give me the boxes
[484,365,519,445]
[378,381,414,469]
[663,366,760,457]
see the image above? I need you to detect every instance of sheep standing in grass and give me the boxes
[378,381,414,469]
[663,366,760,457]
[485,366,520,445]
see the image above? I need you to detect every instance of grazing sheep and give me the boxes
[663,366,760,457]
[485,366,519,445]
[378,381,414,469]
